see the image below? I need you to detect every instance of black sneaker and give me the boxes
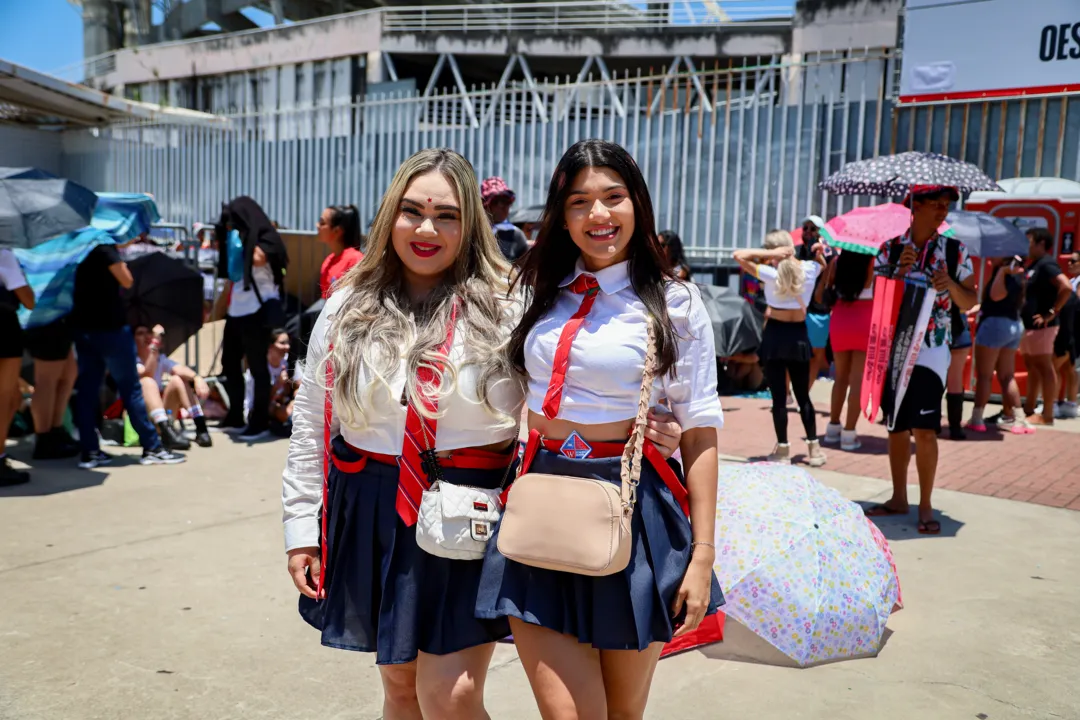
[0,457,30,486]
[157,420,191,451]
[238,426,271,441]
[33,429,80,460]
[140,447,186,465]
[78,450,113,469]
[194,431,213,448]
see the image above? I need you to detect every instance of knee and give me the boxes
[417,671,483,720]
[381,669,420,714]
[606,691,648,720]
[912,429,937,445]
[167,375,186,393]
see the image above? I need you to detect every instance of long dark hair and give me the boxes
[327,204,364,250]
[659,229,690,277]
[832,251,873,302]
[508,139,679,376]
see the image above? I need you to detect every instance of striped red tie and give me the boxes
[396,301,459,526]
[541,274,600,420]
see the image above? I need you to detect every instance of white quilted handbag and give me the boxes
[415,481,504,560]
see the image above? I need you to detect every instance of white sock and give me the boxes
[190,403,204,419]
[970,406,984,424]
[150,408,168,425]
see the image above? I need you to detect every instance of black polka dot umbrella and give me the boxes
[819,152,1002,196]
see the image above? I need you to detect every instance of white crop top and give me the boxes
[524,259,724,433]
[756,261,821,310]
[282,290,526,551]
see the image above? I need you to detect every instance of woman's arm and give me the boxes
[671,426,718,637]
[13,286,34,310]
[988,264,1011,302]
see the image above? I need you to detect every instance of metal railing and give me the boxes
[381,0,793,33]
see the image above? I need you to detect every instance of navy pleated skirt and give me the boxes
[474,449,724,651]
[299,436,514,665]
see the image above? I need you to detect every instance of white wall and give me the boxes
[0,125,63,174]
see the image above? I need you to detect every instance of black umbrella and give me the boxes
[510,204,545,226]
[123,252,204,356]
[695,283,764,358]
[941,210,1029,258]
[819,152,1002,197]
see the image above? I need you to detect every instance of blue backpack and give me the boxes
[226,229,245,283]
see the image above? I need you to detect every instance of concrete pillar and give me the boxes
[365,51,383,84]
[83,0,117,58]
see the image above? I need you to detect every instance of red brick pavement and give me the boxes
[718,395,1080,510]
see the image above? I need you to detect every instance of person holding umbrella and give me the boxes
[865,186,976,535]
[216,197,288,440]
[0,248,34,485]
[70,241,185,468]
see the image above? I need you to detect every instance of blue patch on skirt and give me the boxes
[299,436,514,664]
[475,449,724,650]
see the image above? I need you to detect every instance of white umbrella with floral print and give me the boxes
[713,463,902,666]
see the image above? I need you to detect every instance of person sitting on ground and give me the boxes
[244,328,297,438]
[134,324,212,449]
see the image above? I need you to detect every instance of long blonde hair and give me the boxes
[763,229,805,300]
[324,148,518,431]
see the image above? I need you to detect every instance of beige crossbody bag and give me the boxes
[496,321,657,577]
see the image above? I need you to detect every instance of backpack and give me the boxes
[888,235,964,337]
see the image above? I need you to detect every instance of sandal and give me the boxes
[917,519,942,535]
[865,504,908,517]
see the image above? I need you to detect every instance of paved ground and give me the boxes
[1,429,1078,720]
[719,381,1080,510]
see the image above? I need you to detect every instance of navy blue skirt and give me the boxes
[299,436,514,665]
[474,449,724,651]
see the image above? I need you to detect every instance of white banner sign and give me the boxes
[900,0,1080,103]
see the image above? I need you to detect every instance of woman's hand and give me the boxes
[672,548,714,637]
[194,375,210,399]
[287,546,322,600]
[645,407,682,459]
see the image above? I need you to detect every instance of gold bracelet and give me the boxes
[691,541,715,551]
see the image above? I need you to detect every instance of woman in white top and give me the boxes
[475,140,724,720]
[282,147,687,719]
[734,230,827,465]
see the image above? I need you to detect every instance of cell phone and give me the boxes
[1008,257,1022,269]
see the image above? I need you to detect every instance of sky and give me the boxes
[0,0,277,76]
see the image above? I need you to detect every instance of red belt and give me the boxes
[506,429,690,517]
[333,441,515,474]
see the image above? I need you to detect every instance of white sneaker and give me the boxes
[840,429,862,451]
[1054,401,1078,419]
[822,423,842,445]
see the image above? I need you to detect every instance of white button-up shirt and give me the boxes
[524,259,724,432]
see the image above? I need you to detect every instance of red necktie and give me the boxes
[397,301,459,526]
[541,274,600,420]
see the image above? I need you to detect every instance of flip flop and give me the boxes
[917,519,941,535]
[865,504,907,517]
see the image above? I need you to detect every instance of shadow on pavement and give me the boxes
[857,500,965,541]
[0,464,110,497]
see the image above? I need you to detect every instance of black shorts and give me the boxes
[24,318,73,361]
[887,365,944,434]
[1053,305,1076,362]
[0,310,23,359]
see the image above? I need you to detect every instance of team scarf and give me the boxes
[13,228,114,329]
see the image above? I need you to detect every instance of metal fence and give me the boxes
[60,51,1080,267]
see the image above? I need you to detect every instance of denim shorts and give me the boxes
[950,324,972,350]
[975,316,1023,350]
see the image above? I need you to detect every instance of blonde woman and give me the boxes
[282,148,682,719]
[734,230,827,465]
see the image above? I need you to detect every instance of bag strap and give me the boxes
[619,318,659,515]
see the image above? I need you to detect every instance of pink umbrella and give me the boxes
[825,203,949,255]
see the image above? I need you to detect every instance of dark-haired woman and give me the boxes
[821,249,874,450]
[317,204,365,299]
[659,229,691,280]
[476,139,724,719]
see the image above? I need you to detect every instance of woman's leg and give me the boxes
[599,644,665,720]
[509,618,606,720]
[0,358,22,451]
[787,359,817,441]
[53,350,77,430]
[163,375,191,415]
[830,351,852,426]
[30,358,65,435]
[844,351,867,431]
[763,360,790,444]
[807,347,828,391]
[946,346,969,438]
[379,662,422,720]
[415,644,496,720]
[968,345,999,428]
[996,349,1022,419]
